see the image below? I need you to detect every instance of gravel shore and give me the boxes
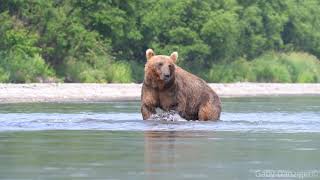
[0,83,319,103]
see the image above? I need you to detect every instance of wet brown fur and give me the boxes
[141,49,221,121]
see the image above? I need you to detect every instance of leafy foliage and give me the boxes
[207,52,320,83]
[0,0,320,83]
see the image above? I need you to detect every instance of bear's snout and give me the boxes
[158,64,173,82]
[160,72,171,82]
[164,74,170,79]
[163,73,171,81]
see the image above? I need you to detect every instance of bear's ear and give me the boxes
[170,52,178,63]
[146,49,155,60]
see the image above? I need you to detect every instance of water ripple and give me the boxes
[0,111,319,132]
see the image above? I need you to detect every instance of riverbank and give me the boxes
[0,83,319,103]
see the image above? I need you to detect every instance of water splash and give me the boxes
[149,110,185,122]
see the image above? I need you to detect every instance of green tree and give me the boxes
[0,0,320,83]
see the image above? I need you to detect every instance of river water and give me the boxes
[0,96,319,179]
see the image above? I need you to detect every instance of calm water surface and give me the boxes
[0,96,319,179]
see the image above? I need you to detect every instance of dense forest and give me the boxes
[0,0,320,83]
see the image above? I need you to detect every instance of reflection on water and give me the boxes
[143,131,320,179]
[144,131,177,175]
[0,96,319,179]
[0,131,320,180]
[1,131,319,179]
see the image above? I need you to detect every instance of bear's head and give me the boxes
[144,49,178,89]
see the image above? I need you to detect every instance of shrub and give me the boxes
[63,56,133,83]
[207,51,320,83]
[128,61,144,83]
[107,61,132,83]
[278,52,320,83]
[297,71,317,83]
[63,55,110,83]
[207,59,254,82]
[251,53,292,83]
[64,60,108,83]
[0,52,55,83]
[0,67,9,82]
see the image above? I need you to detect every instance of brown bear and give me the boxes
[141,49,221,121]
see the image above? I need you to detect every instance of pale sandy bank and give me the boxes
[0,83,319,103]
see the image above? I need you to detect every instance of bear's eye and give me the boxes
[168,64,173,68]
[157,62,163,67]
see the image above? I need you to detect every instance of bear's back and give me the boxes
[174,66,219,118]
